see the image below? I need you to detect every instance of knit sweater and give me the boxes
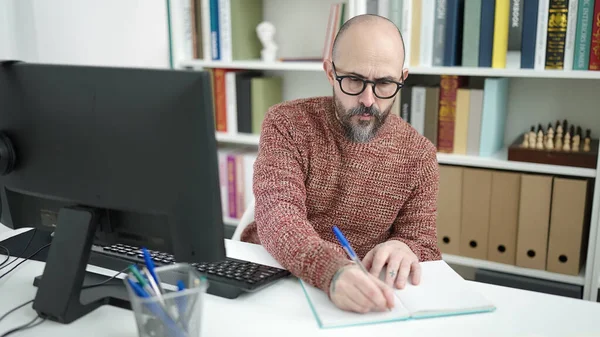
[240,96,442,295]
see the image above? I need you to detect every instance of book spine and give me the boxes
[411,87,427,135]
[544,0,570,69]
[420,0,436,67]
[589,0,600,69]
[535,0,550,69]
[218,0,231,62]
[225,71,237,134]
[506,0,525,68]
[214,69,227,132]
[401,85,413,123]
[401,0,413,66]
[573,0,594,70]
[443,0,465,66]
[201,0,212,61]
[520,0,539,68]
[209,0,220,60]
[492,0,510,68]
[227,154,237,219]
[462,0,482,67]
[433,0,447,66]
[563,0,580,69]
[437,75,462,153]
[478,0,496,67]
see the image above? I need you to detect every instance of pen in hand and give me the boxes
[332,226,400,310]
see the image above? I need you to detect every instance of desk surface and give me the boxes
[1,226,600,337]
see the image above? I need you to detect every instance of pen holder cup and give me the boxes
[124,263,208,337]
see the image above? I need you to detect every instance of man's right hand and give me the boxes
[329,264,396,313]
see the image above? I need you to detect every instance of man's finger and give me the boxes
[371,275,396,309]
[362,249,374,270]
[369,249,390,278]
[355,273,389,311]
[384,253,402,287]
[339,293,369,313]
[410,260,422,285]
[396,258,413,289]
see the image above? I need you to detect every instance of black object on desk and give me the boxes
[0,62,288,325]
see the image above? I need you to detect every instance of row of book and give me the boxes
[438,165,591,276]
[209,69,282,133]
[371,0,600,70]
[396,75,508,156]
[217,147,257,220]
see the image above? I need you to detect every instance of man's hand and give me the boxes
[362,240,421,289]
[329,265,395,313]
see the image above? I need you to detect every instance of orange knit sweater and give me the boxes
[240,96,442,294]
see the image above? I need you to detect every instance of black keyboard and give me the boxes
[90,243,290,299]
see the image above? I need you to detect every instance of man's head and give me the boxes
[324,14,408,143]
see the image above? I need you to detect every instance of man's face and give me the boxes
[331,62,403,143]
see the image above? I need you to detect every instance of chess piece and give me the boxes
[555,123,563,149]
[563,130,571,152]
[528,126,536,148]
[256,22,278,62]
[584,129,591,152]
[572,134,580,152]
[521,132,529,148]
[536,127,544,150]
[545,123,554,149]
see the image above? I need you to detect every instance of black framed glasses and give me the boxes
[332,62,404,99]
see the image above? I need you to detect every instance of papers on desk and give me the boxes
[300,260,496,329]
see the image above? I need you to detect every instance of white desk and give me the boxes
[1,227,600,337]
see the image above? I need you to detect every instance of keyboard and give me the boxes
[90,243,291,299]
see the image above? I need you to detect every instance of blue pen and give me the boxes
[175,280,187,324]
[142,248,161,286]
[126,278,186,337]
[332,226,370,275]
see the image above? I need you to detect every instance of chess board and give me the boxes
[508,135,598,169]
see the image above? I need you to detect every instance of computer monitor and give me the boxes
[0,61,226,323]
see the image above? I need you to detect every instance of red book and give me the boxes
[589,0,600,70]
[437,75,466,153]
[213,69,228,132]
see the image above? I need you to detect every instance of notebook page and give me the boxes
[300,280,411,328]
[395,260,495,317]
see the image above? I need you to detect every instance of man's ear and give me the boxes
[323,60,336,86]
[402,68,409,82]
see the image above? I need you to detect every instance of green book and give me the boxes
[461,0,482,67]
[230,0,264,60]
[573,0,594,70]
[300,261,495,329]
[251,76,282,134]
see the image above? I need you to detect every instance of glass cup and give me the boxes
[124,263,208,337]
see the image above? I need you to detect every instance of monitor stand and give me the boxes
[31,206,127,324]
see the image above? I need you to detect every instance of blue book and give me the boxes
[209,0,220,60]
[443,0,465,66]
[521,0,539,68]
[478,0,496,67]
[573,0,595,70]
[300,261,495,329]
[479,78,509,157]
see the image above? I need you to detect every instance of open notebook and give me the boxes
[300,260,496,329]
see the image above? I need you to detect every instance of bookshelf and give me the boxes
[168,0,600,302]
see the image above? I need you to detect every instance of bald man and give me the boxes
[240,14,442,313]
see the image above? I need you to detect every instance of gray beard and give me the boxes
[334,95,392,143]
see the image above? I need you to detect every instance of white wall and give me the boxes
[9,0,170,69]
[0,0,18,61]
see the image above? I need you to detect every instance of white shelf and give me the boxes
[223,216,239,226]
[443,254,585,286]
[215,132,597,178]
[437,149,597,178]
[181,59,600,79]
[216,132,260,146]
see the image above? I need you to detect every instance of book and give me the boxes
[299,260,495,329]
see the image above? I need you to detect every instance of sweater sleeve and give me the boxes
[253,107,353,294]
[389,145,443,261]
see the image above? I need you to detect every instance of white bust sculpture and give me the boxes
[256,22,278,62]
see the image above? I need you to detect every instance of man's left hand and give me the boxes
[362,241,421,289]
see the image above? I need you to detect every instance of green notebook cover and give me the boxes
[230,0,264,60]
[300,261,496,329]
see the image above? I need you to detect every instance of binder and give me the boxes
[546,177,590,275]
[487,171,521,265]
[459,168,492,259]
[516,174,553,270]
[437,165,463,254]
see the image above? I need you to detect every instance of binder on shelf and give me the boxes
[459,168,492,260]
[516,174,553,270]
[546,177,590,276]
[436,165,463,255]
[487,171,521,265]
